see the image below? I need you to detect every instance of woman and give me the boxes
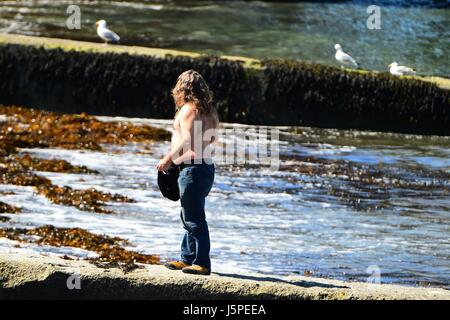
[156,70,219,275]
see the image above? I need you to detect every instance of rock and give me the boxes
[0,253,448,300]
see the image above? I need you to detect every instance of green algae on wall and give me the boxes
[0,43,255,123]
[259,59,450,134]
[0,34,449,135]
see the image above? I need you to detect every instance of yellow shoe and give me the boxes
[164,260,191,270]
[182,264,211,275]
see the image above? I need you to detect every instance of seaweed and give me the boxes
[90,260,143,273]
[0,160,133,213]
[0,201,21,213]
[8,154,99,174]
[0,164,51,187]
[36,185,134,214]
[0,106,162,213]
[0,105,171,152]
[0,225,159,265]
[260,59,450,135]
[0,200,18,223]
[0,44,255,124]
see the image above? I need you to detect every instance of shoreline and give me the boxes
[0,253,448,300]
[0,107,449,289]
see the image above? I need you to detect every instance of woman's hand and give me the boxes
[156,155,173,172]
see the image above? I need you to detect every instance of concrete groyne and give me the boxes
[0,33,449,135]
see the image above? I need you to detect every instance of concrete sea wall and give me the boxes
[0,253,449,300]
[0,33,449,135]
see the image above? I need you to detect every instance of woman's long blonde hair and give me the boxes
[172,70,219,127]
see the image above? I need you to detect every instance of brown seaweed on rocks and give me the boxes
[0,163,133,213]
[0,225,159,265]
[0,200,20,223]
[36,185,134,214]
[0,164,50,187]
[0,105,171,152]
[0,201,21,213]
[7,154,99,174]
[0,106,142,213]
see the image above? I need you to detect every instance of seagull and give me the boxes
[388,62,416,76]
[334,44,359,69]
[95,20,120,44]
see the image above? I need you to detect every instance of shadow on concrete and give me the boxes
[213,272,350,289]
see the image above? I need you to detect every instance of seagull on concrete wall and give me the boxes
[388,62,416,76]
[95,20,120,45]
[334,44,359,69]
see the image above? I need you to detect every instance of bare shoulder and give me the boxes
[178,103,197,119]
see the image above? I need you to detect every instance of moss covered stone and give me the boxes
[259,59,450,134]
[0,34,449,135]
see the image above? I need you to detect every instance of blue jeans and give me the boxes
[178,163,215,269]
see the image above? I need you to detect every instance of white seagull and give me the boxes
[95,20,120,44]
[388,62,416,76]
[334,44,359,69]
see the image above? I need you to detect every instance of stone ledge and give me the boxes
[0,33,261,70]
[0,253,448,300]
